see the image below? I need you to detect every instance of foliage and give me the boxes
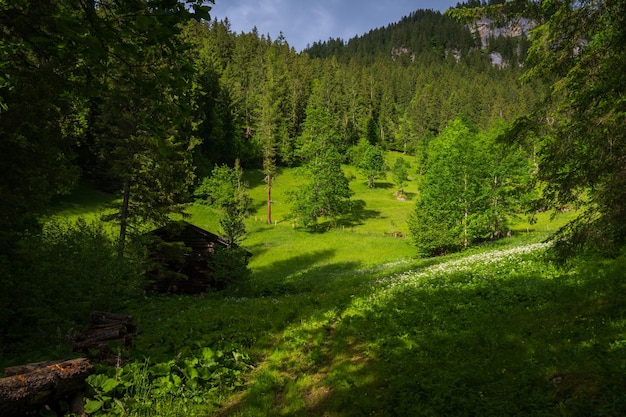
[0,0,211,254]
[511,0,626,258]
[9,2,622,415]
[84,1,208,248]
[207,245,251,290]
[0,1,547,255]
[308,10,477,64]
[296,78,344,160]
[112,238,626,417]
[391,157,411,194]
[0,0,84,253]
[194,161,251,245]
[84,346,251,417]
[0,219,145,357]
[409,118,530,256]
[288,146,354,230]
[356,141,387,188]
[3,163,596,417]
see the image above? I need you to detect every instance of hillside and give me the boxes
[2,0,625,415]
[8,168,626,416]
[306,8,534,68]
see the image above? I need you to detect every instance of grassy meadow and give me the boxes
[15,154,626,416]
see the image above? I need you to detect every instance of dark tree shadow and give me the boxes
[338,199,381,227]
[237,249,360,296]
[215,253,626,417]
[369,181,394,189]
[399,191,417,201]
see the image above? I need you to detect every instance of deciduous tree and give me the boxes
[409,118,528,256]
[391,157,411,196]
[357,143,387,188]
[289,146,353,230]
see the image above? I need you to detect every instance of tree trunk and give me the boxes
[118,177,131,255]
[0,358,94,417]
[266,175,272,225]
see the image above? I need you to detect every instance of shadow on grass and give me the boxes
[399,191,417,201]
[240,249,361,297]
[218,255,626,416]
[49,181,114,217]
[338,200,381,228]
[370,181,394,189]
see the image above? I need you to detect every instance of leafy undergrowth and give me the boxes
[88,243,626,417]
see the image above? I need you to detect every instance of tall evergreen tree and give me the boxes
[0,0,84,252]
[255,40,289,224]
[0,0,210,253]
[511,0,626,257]
[84,0,209,250]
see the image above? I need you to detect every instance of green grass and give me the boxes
[19,155,623,417]
[47,181,116,222]
[122,243,626,417]
[187,159,421,295]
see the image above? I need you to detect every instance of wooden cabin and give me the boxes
[146,221,236,293]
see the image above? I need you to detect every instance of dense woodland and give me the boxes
[1,0,626,414]
[0,1,545,248]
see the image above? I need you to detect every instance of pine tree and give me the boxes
[513,0,626,257]
[195,161,250,245]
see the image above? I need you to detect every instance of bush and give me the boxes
[1,219,146,357]
[207,246,251,290]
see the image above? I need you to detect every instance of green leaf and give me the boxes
[84,399,104,414]
[184,365,200,381]
[202,347,215,361]
[150,361,174,376]
[101,377,120,394]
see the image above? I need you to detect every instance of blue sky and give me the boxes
[209,0,462,51]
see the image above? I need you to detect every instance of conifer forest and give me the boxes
[1,1,626,416]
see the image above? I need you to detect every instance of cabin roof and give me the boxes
[148,221,250,256]
[149,221,227,248]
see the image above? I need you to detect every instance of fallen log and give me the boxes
[73,323,129,347]
[0,358,94,417]
[4,359,68,378]
[90,311,135,331]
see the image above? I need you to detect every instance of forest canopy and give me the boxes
[1,0,623,257]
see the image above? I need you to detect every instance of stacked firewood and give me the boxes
[72,310,135,361]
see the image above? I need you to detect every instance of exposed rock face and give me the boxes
[470,17,536,49]
[489,51,504,68]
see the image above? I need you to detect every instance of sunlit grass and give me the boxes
[35,153,622,417]
[200,244,626,417]
[187,162,420,295]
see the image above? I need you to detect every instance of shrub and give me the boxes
[1,219,146,354]
[207,246,251,290]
